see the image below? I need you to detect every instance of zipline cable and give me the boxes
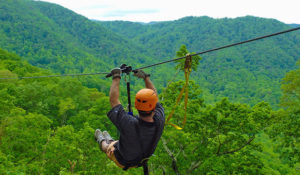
[0,27,299,80]
[0,72,109,80]
[133,27,300,71]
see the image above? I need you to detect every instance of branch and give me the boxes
[162,138,181,175]
[160,165,167,175]
[176,144,184,159]
[218,136,255,156]
[216,134,222,155]
[68,160,77,174]
[186,160,202,175]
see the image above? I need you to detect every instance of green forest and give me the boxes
[0,0,299,174]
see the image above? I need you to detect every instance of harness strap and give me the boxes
[125,74,133,114]
[165,54,192,130]
[143,163,149,175]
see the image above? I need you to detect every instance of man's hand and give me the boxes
[134,69,150,79]
[111,68,121,79]
[135,69,157,97]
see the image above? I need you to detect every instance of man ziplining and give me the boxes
[94,68,165,174]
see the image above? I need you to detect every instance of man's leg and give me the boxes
[95,130,124,168]
[103,131,114,144]
[101,140,110,152]
[95,129,107,152]
[95,129,115,152]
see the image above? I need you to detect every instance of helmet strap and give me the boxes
[138,110,154,117]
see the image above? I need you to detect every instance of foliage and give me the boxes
[268,60,300,166]
[174,45,202,71]
[0,48,110,174]
[100,16,300,108]
[281,60,300,112]
[157,80,273,174]
[0,0,153,75]
[0,44,298,174]
[0,1,299,174]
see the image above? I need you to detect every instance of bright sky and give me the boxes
[39,0,300,24]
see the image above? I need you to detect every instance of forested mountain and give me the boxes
[1,0,299,108]
[100,17,300,107]
[0,0,153,74]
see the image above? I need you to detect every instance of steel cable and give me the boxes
[133,27,300,71]
[0,72,109,80]
[0,27,299,80]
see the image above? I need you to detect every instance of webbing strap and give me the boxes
[143,163,149,175]
[125,74,133,114]
[165,54,192,130]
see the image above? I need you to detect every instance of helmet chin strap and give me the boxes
[138,110,154,117]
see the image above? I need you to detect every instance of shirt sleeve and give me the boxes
[107,104,136,131]
[155,102,165,121]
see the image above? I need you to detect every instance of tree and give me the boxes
[156,80,273,174]
[174,45,202,71]
[58,98,76,126]
[269,60,300,166]
[281,60,300,113]
[0,113,52,174]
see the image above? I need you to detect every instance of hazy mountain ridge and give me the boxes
[100,16,299,60]
[289,24,300,27]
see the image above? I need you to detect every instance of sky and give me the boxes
[39,0,300,24]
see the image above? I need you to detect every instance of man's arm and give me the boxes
[109,68,122,108]
[134,69,158,100]
[144,77,157,96]
[109,77,121,108]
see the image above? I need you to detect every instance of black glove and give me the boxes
[110,68,121,79]
[133,69,150,79]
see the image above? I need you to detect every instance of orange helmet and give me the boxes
[135,88,158,111]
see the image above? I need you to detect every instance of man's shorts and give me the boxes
[106,141,136,169]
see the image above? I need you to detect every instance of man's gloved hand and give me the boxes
[111,68,121,79]
[133,69,150,79]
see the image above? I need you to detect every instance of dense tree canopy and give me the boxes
[1,47,298,174]
[268,60,300,167]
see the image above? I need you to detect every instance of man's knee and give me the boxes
[101,141,109,152]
